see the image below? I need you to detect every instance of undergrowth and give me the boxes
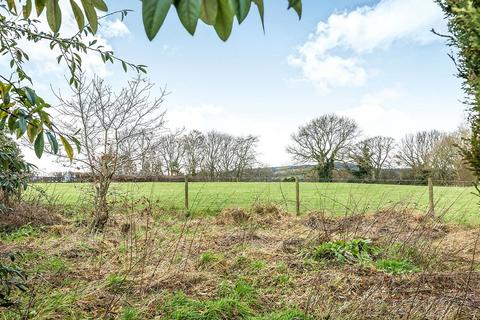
[309,239,421,275]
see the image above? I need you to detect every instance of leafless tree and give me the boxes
[395,130,444,180]
[156,129,185,176]
[232,135,259,179]
[219,134,236,176]
[286,114,358,180]
[349,136,396,180]
[182,130,205,176]
[201,131,227,179]
[57,75,167,231]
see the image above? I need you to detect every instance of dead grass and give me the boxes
[0,201,479,319]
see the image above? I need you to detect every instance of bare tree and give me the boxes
[219,134,236,176]
[57,76,167,231]
[182,130,205,176]
[395,130,444,180]
[201,131,226,179]
[349,136,396,180]
[287,114,358,180]
[156,129,185,176]
[232,135,259,179]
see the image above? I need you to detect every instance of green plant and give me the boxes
[0,131,33,207]
[375,259,420,275]
[310,239,378,264]
[275,274,290,286]
[160,291,253,320]
[44,257,67,273]
[198,251,221,266]
[250,260,266,271]
[105,273,128,293]
[2,225,40,242]
[218,278,257,304]
[120,306,142,320]
[253,309,314,320]
[0,253,27,307]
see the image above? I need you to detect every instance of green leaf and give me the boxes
[27,123,37,143]
[143,0,172,41]
[232,0,251,24]
[46,132,59,154]
[17,117,27,136]
[81,0,98,34]
[214,0,234,41]
[92,0,107,11]
[252,0,264,31]
[60,135,74,160]
[35,0,47,16]
[70,0,85,30]
[46,0,62,33]
[34,131,45,158]
[24,87,36,106]
[175,0,201,35]
[200,0,218,25]
[71,136,81,153]
[23,0,32,19]
[287,0,301,19]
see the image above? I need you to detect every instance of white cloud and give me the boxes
[337,88,462,139]
[288,0,445,92]
[100,19,131,38]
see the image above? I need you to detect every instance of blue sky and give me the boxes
[17,0,466,170]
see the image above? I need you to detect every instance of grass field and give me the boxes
[30,181,479,225]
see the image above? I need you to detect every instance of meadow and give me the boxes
[31,181,479,225]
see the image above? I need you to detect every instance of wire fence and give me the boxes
[28,176,479,225]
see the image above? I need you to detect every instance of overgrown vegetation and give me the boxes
[0,199,478,319]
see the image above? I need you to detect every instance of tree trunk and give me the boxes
[317,159,334,182]
[91,179,110,232]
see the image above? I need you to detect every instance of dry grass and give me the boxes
[0,199,479,319]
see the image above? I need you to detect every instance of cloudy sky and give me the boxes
[13,0,466,171]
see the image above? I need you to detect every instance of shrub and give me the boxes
[0,131,32,208]
[0,253,27,307]
[310,239,378,264]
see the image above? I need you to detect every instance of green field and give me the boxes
[29,182,479,225]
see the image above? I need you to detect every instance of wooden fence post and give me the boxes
[184,175,189,211]
[295,177,300,216]
[428,177,434,216]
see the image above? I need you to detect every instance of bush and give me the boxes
[0,131,32,208]
[310,239,378,264]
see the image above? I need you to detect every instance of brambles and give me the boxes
[309,239,422,275]
[309,239,378,264]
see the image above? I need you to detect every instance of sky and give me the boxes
[7,0,467,172]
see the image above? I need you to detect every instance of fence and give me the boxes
[180,176,438,215]
[31,173,475,187]
[29,176,478,224]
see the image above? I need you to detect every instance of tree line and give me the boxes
[287,114,473,183]
[116,129,259,180]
